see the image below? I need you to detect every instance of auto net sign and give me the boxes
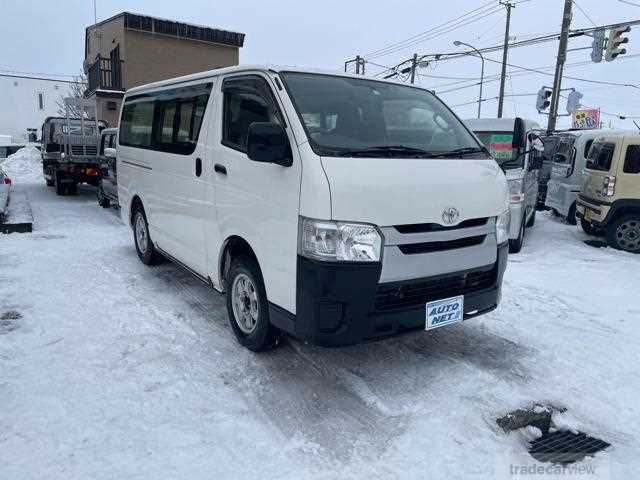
[572,109,601,130]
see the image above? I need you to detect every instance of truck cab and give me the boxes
[576,133,640,252]
[465,118,543,253]
[41,106,107,195]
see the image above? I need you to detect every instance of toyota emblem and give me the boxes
[442,207,460,225]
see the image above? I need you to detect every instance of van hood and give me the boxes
[320,156,508,227]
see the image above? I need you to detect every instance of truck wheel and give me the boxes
[566,203,577,225]
[606,214,640,253]
[54,172,65,196]
[526,208,536,227]
[97,183,111,208]
[580,218,602,236]
[46,179,54,187]
[67,183,78,196]
[509,215,525,254]
[132,206,161,265]
[226,255,281,352]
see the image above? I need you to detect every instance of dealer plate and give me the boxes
[426,295,464,330]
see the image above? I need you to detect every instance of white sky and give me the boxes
[2,0,640,130]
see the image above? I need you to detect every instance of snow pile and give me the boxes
[1,146,43,183]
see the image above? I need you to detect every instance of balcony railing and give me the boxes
[86,57,124,96]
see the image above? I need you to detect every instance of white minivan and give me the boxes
[117,65,510,351]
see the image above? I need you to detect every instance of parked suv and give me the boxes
[118,66,511,351]
[466,118,544,253]
[576,133,640,252]
[97,127,118,208]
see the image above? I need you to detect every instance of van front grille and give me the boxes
[394,217,488,234]
[374,266,496,312]
[85,145,97,156]
[71,145,84,155]
[398,235,485,255]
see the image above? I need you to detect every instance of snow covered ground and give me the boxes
[2,147,639,479]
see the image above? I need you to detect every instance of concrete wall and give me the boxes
[0,75,73,143]
[123,29,239,89]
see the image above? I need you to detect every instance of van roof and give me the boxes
[125,65,432,95]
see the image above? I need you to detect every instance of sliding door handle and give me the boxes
[195,157,202,177]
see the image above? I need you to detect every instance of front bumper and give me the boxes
[270,245,508,347]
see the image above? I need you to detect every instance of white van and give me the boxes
[117,65,510,351]
[465,118,544,253]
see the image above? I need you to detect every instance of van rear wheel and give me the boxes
[607,214,640,253]
[226,255,281,351]
[132,206,161,265]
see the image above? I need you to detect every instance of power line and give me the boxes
[364,1,498,58]
[571,0,597,27]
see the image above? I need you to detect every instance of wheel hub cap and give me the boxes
[616,220,640,251]
[135,215,148,254]
[231,274,259,334]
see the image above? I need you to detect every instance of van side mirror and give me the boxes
[104,147,116,159]
[247,122,292,167]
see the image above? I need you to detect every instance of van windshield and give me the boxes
[280,72,487,159]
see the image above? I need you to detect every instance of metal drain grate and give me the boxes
[529,430,610,464]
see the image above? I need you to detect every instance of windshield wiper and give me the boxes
[429,147,490,158]
[336,145,430,157]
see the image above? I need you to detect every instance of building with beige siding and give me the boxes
[84,12,245,126]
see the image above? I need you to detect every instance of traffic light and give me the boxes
[566,90,583,114]
[536,87,553,112]
[605,26,631,62]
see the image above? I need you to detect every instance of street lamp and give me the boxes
[453,40,485,119]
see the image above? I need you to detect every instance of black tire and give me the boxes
[580,218,602,236]
[509,215,525,254]
[225,255,281,352]
[606,214,640,253]
[67,183,78,196]
[46,178,54,187]
[526,208,536,227]
[566,203,577,225]
[132,205,161,265]
[97,182,111,208]
[54,172,64,196]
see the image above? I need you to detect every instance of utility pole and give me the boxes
[409,53,418,84]
[547,0,573,132]
[497,1,514,118]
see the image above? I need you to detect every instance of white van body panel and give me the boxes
[321,157,508,225]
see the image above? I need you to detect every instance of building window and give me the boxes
[107,101,118,111]
[37,92,45,110]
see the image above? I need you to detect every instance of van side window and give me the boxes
[222,76,283,153]
[120,83,212,155]
[583,139,594,159]
[624,145,640,174]
[586,142,615,171]
[120,99,154,148]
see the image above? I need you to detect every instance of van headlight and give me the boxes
[508,178,524,203]
[496,210,510,245]
[299,217,382,262]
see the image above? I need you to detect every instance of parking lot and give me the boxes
[2,150,640,479]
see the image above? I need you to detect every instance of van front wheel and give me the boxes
[226,255,281,351]
[607,214,640,253]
